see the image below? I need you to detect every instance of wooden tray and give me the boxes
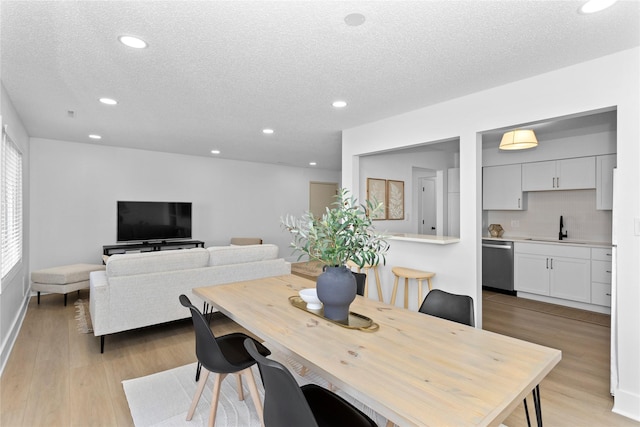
[288,296,379,332]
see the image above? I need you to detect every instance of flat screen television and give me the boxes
[117,201,192,242]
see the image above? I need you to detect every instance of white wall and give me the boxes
[29,138,340,271]
[0,84,30,374]
[342,47,640,421]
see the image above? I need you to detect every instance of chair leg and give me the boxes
[64,293,68,306]
[235,373,244,401]
[208,373,226,427]
[37,292,41,304]
[186,368,211,421]
[242,367,264,427]
[364,270,369,298]
[404,277,409,309]
[391,276,399,305]
[374,267,383,302]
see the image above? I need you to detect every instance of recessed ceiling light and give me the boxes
[99,98,118,105]
[263,128,274,134]
[344,13,366,26]
[118,35,148,49]
[309,162,317,166]
[579,0,618,14]
[89,134,102,140]
[210,150,220,154]
[332,100,347,108]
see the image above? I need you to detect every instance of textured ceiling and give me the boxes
[1,1,639,170]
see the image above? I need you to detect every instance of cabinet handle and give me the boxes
[546,258,549,269]
[606,253,612,257]
[606,293,612,296]
[557,177,560,188]
[552,177,556,188]
[550,258,553,269]
[606,271,612,273]
[518,198,521,208]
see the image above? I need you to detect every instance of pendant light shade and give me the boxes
[499,129,538,150]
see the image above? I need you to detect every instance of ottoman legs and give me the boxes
[36,290,80,306]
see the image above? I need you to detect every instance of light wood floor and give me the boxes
[1,289,638,427]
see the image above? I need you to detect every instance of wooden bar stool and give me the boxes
[347,260,384,302]
[391,266,435,309]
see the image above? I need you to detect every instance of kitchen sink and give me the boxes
[523,238,585,244]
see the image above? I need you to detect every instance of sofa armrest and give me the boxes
[89,270,110,336]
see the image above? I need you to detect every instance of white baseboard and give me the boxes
[516,291,611,314]
[613,387,640,422]
[0,291,29,376]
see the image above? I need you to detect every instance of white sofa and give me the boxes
[89,244,290,352]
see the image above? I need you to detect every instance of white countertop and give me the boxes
[388,233,460,245]
[482,236,612,248]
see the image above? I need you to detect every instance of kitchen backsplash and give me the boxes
[485,189,612,243]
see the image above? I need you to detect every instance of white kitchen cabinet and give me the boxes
[591,247,613,307]
[482,164,523,210]
[522,157,596,191]
[515,242,591,303]
[514,253,550,295]
[550,256,591,302]
[596,154,616,210]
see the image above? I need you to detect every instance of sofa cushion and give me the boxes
[107,248,210,277]
[207,244,278,266]
[31,263,105,284]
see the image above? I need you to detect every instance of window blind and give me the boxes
[1,127,23,279]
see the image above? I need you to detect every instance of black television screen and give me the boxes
[117,201,192,242]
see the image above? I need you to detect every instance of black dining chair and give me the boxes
[243,338,378,427]
[353,271,367,297]
[179,294,270,426]
[418,288,475,326]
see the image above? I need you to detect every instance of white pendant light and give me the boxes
[499,129,538,150]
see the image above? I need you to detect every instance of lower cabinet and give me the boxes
[549,256,591,302]
[591,247,613,307]
[515,243,591,303]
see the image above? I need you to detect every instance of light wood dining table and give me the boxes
[194,274,561,427]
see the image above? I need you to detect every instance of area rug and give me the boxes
[123,355,388,427]
[74,298,93,333]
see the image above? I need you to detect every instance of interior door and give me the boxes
[420,178,437,235]
[309,182,338,218]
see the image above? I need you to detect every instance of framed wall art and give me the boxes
[387,180,405,220]
[366,178,387,220]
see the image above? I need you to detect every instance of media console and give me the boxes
[102,239,205,257]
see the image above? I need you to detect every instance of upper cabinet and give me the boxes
[596,154,616,210]
[483,164,523,210]
[522,157,596,191]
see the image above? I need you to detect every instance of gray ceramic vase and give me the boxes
[316,265,357,322]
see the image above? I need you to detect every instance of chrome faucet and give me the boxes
[559,215,568,240]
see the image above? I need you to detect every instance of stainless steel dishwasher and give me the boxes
[482,239,515,293]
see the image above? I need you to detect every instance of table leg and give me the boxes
[533,384,543,427]
[523,385,543,427]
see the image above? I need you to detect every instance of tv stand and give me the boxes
[103,240,205,257]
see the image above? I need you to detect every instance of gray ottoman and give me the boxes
[31,263,105,306]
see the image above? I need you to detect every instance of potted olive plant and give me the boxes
[282,188,389,321]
